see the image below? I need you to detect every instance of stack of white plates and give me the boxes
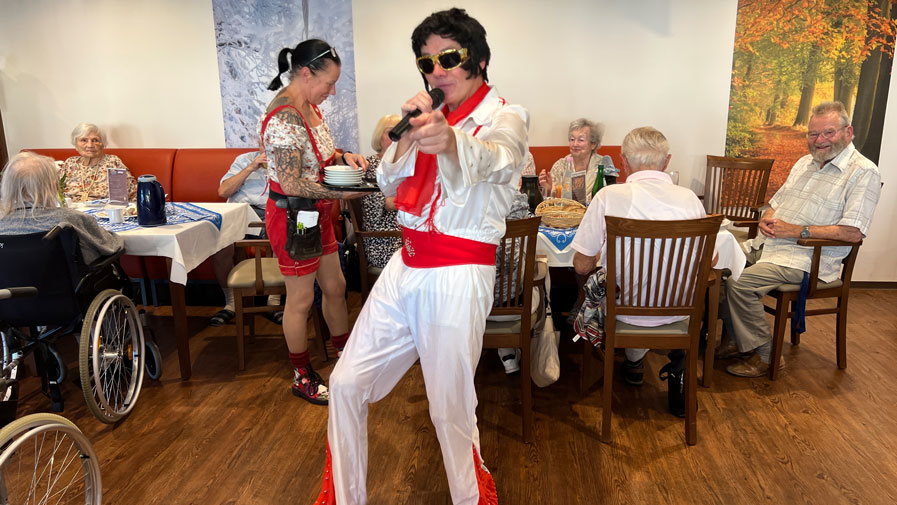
[324,165,362,187]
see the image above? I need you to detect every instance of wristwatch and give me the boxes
[800,226,810,239]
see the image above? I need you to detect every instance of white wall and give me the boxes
[352,1,737,186]
[1,0,893,281]
[0,0,225,150]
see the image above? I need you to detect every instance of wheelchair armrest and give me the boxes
[86,247,126,273]
[0,287,38,300]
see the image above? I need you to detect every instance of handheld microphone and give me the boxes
[388,88,445,142]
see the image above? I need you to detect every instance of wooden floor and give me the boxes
[12,289,897,504]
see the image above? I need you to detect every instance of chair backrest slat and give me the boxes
[704,156,774,221]
[490,217,541,314]
[606,216,721,319]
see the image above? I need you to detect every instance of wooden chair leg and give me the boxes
[246,295,256,343]
[234,292,245,371]
[789,299,801,345]
[580,340,604,395]
[520,340,533,443]
[836,295,848,369]
[703,278,720,388]
[686,349,698,445]
[600,346,615,444]
[311,306,330,361]
[769,296,790,381]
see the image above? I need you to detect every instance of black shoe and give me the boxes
[209,309,235,327]
[659,357,686,418]
[622,358,644,386]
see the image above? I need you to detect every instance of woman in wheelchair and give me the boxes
[0,152,123,263]
[0,152,148,424]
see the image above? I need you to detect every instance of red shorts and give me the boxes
[265,196,338,277]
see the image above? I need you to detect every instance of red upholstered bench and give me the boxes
[529,146,626,182]
[24,147,346,304]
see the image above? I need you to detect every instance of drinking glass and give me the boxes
[668,171,680,185]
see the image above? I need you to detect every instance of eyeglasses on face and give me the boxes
[307,47,338,66]
[807,125,847,140]
[416,48,469,74]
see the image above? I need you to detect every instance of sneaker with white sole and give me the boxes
[500,350,521,375]
[292,364,329,405]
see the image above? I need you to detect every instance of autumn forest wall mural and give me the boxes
[726,0,896,199]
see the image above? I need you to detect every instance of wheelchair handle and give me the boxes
[0,287,38,300]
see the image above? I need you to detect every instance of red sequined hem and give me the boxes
[313,442,336,505]
[474,445,498,505]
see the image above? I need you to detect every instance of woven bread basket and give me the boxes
[535,198,586,228]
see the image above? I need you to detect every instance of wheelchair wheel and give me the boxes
[79,289,145,424]
[0,413,102,504]
[144,340,162,381]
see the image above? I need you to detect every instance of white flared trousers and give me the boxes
[327,252,495,505]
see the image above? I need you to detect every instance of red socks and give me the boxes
[331,332,350,351]
[289,351,310,370]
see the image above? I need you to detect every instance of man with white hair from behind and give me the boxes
[570,126,710,417]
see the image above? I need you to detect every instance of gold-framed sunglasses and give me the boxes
[416,48,469,74]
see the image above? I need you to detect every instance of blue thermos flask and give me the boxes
[136,175,167,226]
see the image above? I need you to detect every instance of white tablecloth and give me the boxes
[536,226,578,267]
[111,202,260,284]
[536,225,747,281]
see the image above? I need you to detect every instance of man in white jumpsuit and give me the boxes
[314,8,528,505]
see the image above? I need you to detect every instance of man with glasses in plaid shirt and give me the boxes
[719,101,881,377]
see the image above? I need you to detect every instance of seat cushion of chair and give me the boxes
[368,265,383,276]
[485,288,542,332]
[615,317,690,335]
[775,279,842,292]
[227,258,285,289]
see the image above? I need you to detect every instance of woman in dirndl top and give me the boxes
[261,38,368,405]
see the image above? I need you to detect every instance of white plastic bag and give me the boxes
[531,306,560,387]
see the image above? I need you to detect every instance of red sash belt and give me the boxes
[401,227,496,268]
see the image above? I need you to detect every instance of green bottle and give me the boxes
[591,164,605,198]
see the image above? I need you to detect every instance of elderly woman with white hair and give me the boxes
[359,114,403,269]
[0,152,123,264]
[539,118,618,203]
[61,123,137,201]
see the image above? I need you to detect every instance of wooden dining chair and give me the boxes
[346,198,402,303]
[763,239,862,380]
[703,156,773,240]
[602,215,721,446]
[226,223,327,370]
[482,216,544,443]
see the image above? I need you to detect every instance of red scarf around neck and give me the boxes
[394,82,491,217]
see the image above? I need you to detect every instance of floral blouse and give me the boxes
[360,155,402,269]
[61,154,137,201]
[549,153,617,204]
[260,108,336,185]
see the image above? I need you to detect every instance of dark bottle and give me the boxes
[591,164,605,198]
[520,175,543,214]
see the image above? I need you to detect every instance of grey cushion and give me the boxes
[227,258,285,289]
[484,288,542,334]
[776,279,842,293]
[614,317,690,335]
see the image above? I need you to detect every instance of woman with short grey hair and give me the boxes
[539,118,619,204]
[61,123,136,201]
[0,152,123,264]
